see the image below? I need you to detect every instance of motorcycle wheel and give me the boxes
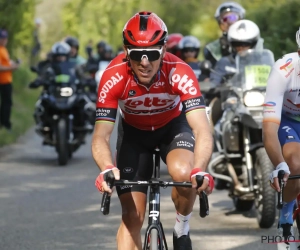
[254,147,276,228]
[56,118,69,166]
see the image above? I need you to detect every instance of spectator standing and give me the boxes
[0,29,19,131]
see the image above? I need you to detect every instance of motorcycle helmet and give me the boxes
[51,41,71,56]
[227,20,260,49]
[178,35,201,58]
[123,11,168,47]
[214,2,245,24]
[97,40,107,49]
[64,36,79,49]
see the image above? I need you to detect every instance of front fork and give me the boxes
[143,186,168,250]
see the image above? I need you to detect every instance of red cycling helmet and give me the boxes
[123,11,168,47]
[166,33,183,51]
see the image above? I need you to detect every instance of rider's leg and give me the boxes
[115,118,156,250]
[277,142,300,226]
[116,192,147,250]
[167,148,196,215]
[282,142,300,203]
[166,147,196,249]
[277,117,300,228]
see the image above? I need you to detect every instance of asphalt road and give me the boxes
[0,123,279,250]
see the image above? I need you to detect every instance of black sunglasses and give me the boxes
[127,47,163,62]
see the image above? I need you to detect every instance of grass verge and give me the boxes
[0,66,39,147]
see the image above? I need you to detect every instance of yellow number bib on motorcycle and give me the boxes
[55,74,70,83]
[245,65,271,88]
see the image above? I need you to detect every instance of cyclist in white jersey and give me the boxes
[263,28,300,239]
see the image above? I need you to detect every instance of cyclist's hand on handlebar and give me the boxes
[269,162,290,192]
[190,168,215,195]
[95,165,120,194]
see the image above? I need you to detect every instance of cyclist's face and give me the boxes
[125,45,166,85]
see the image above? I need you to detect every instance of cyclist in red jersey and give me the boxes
[92,11,214,250]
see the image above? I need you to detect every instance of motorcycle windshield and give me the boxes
[52,61,77,87]
[49,62,78,108]
[231,49,275,90]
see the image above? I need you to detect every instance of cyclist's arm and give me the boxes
[91,63,121,171]
[263,122,284,167]
[92,122,115,171]
[172,62,213,170]
[262,66,286,167]
[186,108,213,171]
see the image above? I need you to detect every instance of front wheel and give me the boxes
[254,147,276,228]
[56,118,69,166]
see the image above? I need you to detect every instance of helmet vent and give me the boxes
[150,30,161,42]
[139,15,149,31]
[127,30,136,42]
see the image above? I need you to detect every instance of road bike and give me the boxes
[101,148,210,250]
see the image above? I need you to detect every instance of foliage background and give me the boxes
[0,0,299,145]
[36,0,299,60]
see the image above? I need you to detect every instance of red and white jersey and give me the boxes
[96,52,206,131]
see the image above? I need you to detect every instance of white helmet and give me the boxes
[51,41,71,56]
[228,20,260,47]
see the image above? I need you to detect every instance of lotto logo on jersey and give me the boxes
[169,68,197,95]
[125,96,174,109]
[98,73,123,103]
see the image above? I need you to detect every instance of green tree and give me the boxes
[0,0,35,62]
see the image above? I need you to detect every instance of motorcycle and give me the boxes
[203,49,276,228]
[29,61,95,166]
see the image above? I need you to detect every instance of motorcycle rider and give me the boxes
[208,20,262,190]
[178,35,209,82]
[64,36,87,66]
[203,2,245,68]
[166,33,183,58]
[264,28,300,241]
[101,44,115,61]
[29,42,73,139]
[210,19,262,85]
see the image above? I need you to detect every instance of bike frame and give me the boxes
[143,148,168,250]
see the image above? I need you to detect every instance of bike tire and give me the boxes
[150,229,159,250]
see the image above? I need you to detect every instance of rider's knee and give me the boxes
[283,150,300,173]
[121,209,145,230]
[170,162,192,182]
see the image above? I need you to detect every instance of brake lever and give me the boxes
[100,171,115,215]
[196,175,209,218]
